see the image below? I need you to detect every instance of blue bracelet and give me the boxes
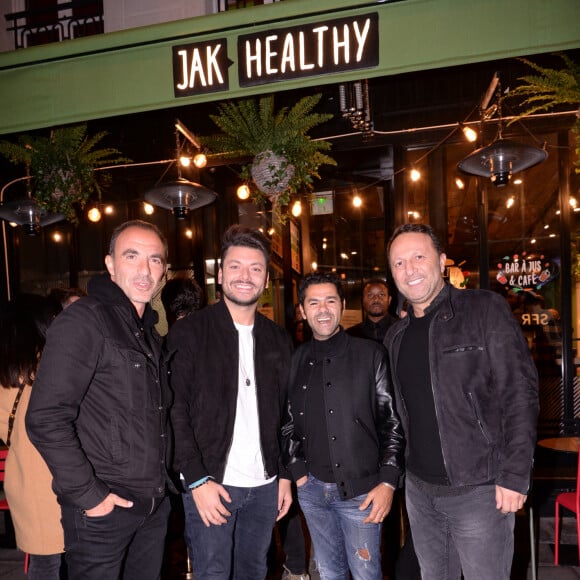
[189,476,211,490]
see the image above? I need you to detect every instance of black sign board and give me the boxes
[173,38,232,97]
[172,13,379,97]
[238,13,379,87]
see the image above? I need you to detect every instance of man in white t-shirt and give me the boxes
[168,225,294,579]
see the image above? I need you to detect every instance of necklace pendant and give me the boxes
[245,378,251,386]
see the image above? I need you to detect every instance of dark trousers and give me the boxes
[61,495,170,580]
[183,480,279,579]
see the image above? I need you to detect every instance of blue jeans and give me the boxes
[182,480,278,579]
[405,475,515,580]
[297,474,382,580]
[61,495,170,580]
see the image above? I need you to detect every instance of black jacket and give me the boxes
[26,274,172,510]
[346,314,397,343]
[384,284,539,494]
[284,328,404,499]
[167,299,293,486]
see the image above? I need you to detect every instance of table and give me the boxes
[537,437,580,453]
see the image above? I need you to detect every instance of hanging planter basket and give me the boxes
[250,150,295,196]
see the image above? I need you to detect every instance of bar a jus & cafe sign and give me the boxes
[172,13,379,97]
[495,254,559,292]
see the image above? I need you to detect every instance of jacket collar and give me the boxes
[87,272,159,328]
[309,326,348,359]
[407,282,453,322]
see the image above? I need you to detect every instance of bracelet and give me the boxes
[189,476,211,490]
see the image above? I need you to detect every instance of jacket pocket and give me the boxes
[442,345,484,354]
[467,392,491,445]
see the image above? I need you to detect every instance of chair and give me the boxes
[0,448,29,573]
[554,445,580,565]
[0,448,8,511]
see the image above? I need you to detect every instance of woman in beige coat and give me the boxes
[0,293,64,579]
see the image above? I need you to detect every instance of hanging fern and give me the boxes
[199,94,336,214]
[0,124,130,223]
[507,54,580,174]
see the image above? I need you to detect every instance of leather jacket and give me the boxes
[168,299,293,486]
[27,274,172,510]
[284,328,404,499]
[384,284,539,494]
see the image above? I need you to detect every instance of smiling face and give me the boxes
[300,282,344,341]
[105,225,167,317]
[389,231,446,317]
[218,245,269,308]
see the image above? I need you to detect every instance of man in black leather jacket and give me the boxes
[385,223,538,580]
[284,272,404,579]
[26,220,172,580]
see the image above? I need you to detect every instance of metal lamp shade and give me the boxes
[458,139,547,187]
[144,178,218,219]
[0,198,65,235]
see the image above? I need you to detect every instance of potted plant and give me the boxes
[506,54,580,174]
[0,124,129,223]
[199,93,336,219]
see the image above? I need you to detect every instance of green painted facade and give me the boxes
[0,0,578,135]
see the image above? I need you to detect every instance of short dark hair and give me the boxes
[298,272,344,305]
[161,276,204,326]
[362,278,389,295]
[220,224,271,267]
[387,223,444,258]
[49,287,86,308]
[109,220,168,263]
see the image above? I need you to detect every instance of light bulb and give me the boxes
[291,200,302,217]
[410,168,421,182]
[193,153,207,168]
[143,203,155,215]
[87,207,102,222]
[237,184,251,200]
[461,124,477,143]
[353,195,362,208]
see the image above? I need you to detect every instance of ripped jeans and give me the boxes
[297,474,382,580]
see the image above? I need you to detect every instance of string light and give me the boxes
[237,184,251,200]
[410,168,421,182]
[291,200,302,217]
[87,207,102,222]
[143,202,155,215]
[460,123,478,143]
[193,153,207,168]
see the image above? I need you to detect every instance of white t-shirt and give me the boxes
[223,322,275,487]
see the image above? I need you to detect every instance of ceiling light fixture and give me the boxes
[144,121,217,219]
[458,74,547,187]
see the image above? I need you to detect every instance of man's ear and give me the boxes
[104,255,115,278]
[217,267,223,284]
[439,253,447,274]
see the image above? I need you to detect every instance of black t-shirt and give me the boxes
[397,307,448,485]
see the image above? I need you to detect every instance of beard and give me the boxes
[222,284,262,307]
